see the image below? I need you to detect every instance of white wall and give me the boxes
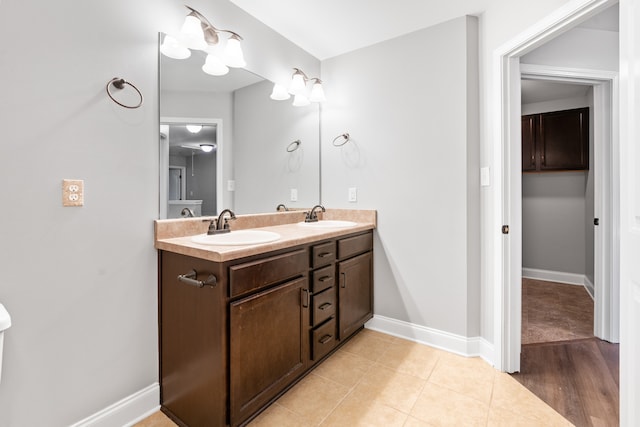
[0,0,319,425]
[321,16,480,337]
[233,80,320,213]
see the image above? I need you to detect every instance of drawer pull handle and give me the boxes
[341,272,346,288]
[177,269,217,288]
[319,302,332,310]
[319,275,333,282]
[318,252,333,258]
[319,334,333,344]
[302,289,310,308]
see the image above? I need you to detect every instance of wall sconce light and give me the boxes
[160,5,246,76]
[186,124,203,133]
[270,68,326,106]
[200,144,216,153]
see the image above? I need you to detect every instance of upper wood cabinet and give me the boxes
[522,107,589,172]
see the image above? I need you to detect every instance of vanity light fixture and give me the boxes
[161,6,246,76]
[200,143,216,153]
[186,124,203,133]
[271,68,326,106]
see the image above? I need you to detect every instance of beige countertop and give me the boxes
[155,209,376,263]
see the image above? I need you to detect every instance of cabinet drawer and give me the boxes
[311,318,336,361]
[338,232,373,260]
[312,241,336,268]
[311,265,335,293]
[229,249,308,298]
[312,287,335,326]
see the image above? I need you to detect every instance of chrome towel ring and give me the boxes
[332,132,350,147]
[106,77,144,109]
[286,139,301,152]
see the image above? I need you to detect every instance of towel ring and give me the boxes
[332,133,350,147]
[106,77,144,109]
[287,139,301,152]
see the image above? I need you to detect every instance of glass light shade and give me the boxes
[202,54,229,76]
[270,84,291,101]
[160,35,191,59]
[200,144,216,153]
[224,36,246,68]
[289,73,306,95]
[292,94,311,107]
[179,15,207,50]
[309,81,326,103]
[186,125,202,133]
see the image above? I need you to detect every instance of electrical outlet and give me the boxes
[290,188,298,202]
[348,187,357,202]
[62,179,84,207]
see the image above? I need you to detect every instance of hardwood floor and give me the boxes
[514,279,620,426]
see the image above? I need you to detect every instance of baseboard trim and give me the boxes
[522,267,586,286]
[365,315,496,367]
[584,276,595,299]
[69,383,159,427]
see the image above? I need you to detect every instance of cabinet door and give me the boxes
[338,251,373,340]
[539,107,589,170]
[230,277,309,426]
[521,115,537,171]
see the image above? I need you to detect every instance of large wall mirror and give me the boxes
[159,33,321,218]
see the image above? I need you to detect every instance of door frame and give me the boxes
[491,0,618,373]
[520,64,619,344]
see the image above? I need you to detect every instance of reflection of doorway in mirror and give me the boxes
[159,117,222,219]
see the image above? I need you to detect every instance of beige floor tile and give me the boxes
[248,403,309,427]
[276,373,350,425]
[312,349,375,388]
[341,329,398,362]
[349,364,426,413]
[487,406,571,427]
[491,373,570,425]
[428,352,496,404]
[132,411,177,427]
[376,339,443,380]
[403,415,435,426]
[320,392,408,427]
[410,382,489,427]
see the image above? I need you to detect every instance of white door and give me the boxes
[619,0,640,423]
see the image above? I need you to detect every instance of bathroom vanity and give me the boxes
[155,210,375,427]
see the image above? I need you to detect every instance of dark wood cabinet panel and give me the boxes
[229,277,309,426]
[338,251,373,340]
[159,251,227,427]
[522,107,589,172]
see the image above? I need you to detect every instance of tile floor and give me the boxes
[521,278,594,345]
[136,329,571,427]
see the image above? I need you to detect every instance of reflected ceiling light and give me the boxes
[270,84,291,101]
[160,34,191,59]
[161,6,246,77]
[271,68,326,106]
[202,54,229,76]
[200,144,216,152]
[186,124,202,133]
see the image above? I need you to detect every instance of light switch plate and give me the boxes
[62,179,84,207]
[290,188,298,202]
[348,187,357,202]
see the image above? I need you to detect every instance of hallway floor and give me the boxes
[514,278,619,426]
[136,329,571,426]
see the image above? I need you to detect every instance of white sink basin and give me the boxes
[298,220,358,228]
[191,230,281,246]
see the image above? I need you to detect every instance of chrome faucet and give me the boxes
[207,209,236,235]
[276,204,289,212]
[305,205,325,223]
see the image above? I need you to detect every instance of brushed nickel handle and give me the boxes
[319,302,332,310]
[318,252,333,258]
[301,289,310,308]
[319,275,333,282]
[341,272,346,288]
[177,269,217,288]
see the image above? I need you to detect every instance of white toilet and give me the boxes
[0,303,11,384]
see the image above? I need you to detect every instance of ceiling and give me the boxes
[230,1,618,61]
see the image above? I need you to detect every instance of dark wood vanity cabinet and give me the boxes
[522,107,589,172]
[158,230,373,427]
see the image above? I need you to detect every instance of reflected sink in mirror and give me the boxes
[191,230,281,246]
[297,220,357,228]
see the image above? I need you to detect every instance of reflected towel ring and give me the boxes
[332,132,350,147]
[286,139,301,152]
[106,77,144,109]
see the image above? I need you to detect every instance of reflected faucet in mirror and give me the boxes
[276,204,289,212]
